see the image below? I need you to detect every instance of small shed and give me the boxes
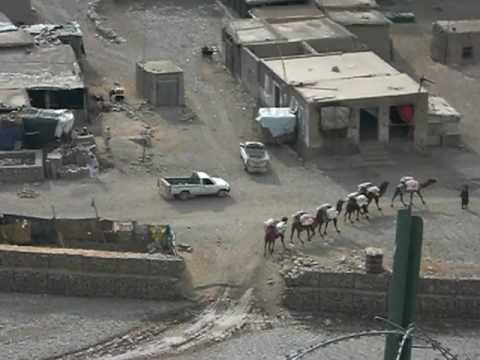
[427,96,461,146]
[136,60,185,107]
[431,20,480,65]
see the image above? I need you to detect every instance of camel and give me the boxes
[290,211,316,244]
[264,217,288,257]
[357,181,390,212]
[391,177,437,207]
[316,200,345,235]
[344,193,369,223]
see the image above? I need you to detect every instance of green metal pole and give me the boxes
[384,208,412,360]
[400,215,424,360]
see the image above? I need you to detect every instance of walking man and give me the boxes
[461,184,469,210]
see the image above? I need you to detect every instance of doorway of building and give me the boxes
[359,107,379,141]
[390,105,413,141]
[274,85,280,107]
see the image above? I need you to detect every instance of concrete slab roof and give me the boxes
[326,10,391,26]
[138,60,183,74]
[249,4,324,20]
[268,17,356,41]
[0,45,84,90]
[0,88,30,110]
[226,19,279,44]
[245,0,307,4]
[264,51,399,83]
[315,0,378,10]
[263,51,422,103]
[0,29,33,48]
[295,73,422,103]
[434,20,480,34]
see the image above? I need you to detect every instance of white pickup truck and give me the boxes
[158,171,231,200]
[240,141,270,173]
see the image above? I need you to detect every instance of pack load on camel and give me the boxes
[391,176,437,207]
[263,217,288,256]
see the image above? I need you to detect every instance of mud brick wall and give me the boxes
[0,245,187,300]
[283,270,480,319]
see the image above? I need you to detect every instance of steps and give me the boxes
[353,142,395,168]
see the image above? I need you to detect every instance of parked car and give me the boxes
[158,171,231,200]
[240,141,270,173]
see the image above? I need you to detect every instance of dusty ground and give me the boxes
[1,0,480,358]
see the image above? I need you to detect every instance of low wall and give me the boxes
[283,269,480,319]
[0,245,187,300]
[0,150,44,183]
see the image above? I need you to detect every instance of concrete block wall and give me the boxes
[0,150,44,183]
[0,245,187,300]
[283,269,480,319]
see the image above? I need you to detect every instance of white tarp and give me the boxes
[256,107,296,138]
[21,108,75,137]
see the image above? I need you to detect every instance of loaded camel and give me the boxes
[315,200,345,235]
[344,192,369,223]
[391,176,437,207]
[263,217,288,256]
[290,210,317,244]
[357,181,390,212]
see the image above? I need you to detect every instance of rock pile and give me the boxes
[87,0,126,44]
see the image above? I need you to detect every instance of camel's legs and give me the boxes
[375,196,382,211]
[416,190,426,205]
[333,218,340,233]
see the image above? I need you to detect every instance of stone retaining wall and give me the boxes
[283,269,480,319]
[0,245,187,300]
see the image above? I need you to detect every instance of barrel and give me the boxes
[365,247,384,274]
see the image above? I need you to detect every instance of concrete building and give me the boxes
[325,10,392,60]
[249,3,324,19]
[0,0,31,25]
[223,17,365,96]
[258,51,428,155]
[223,0,307,18]
[0,45,87,122]
[431,20,480,65]
[427,95,461,146]
[136,60,185,107]
[315,0,379,11]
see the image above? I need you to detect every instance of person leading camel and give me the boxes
[461,185,469,210]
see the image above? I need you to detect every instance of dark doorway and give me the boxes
[359,107,379,141]
[274,85,280,107]
[390,105,413,140]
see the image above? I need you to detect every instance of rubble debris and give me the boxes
[17,186,39,199]
[177,243,193,253]
[87,0,126,44]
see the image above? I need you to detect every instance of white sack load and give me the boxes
[355,194,369,207]
[327,208,339,220]
[405,179,420,192]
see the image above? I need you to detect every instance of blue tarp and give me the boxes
[256,107,296,138]
[0,127,19,150]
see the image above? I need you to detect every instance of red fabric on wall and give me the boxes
[398,105,414,124]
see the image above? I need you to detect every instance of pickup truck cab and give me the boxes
[240,141,270,173]
[159,171,231,200]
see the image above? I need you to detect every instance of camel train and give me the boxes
[264,176,437,256]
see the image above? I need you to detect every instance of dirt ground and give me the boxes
[1,0,480,358]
